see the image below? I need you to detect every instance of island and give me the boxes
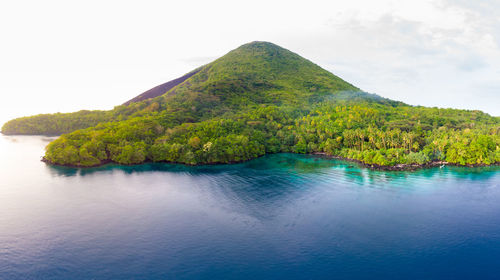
[2,41,499,169]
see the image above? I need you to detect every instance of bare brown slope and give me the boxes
[123,68,201,105]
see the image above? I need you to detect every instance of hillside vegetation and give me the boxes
[3,42,500,167]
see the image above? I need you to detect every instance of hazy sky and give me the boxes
[1,0,499,125]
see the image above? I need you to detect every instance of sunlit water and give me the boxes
[1,135,500,279]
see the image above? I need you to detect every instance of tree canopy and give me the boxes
[2,42,499,168]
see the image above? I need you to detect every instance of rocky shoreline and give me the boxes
[310,152,451,171]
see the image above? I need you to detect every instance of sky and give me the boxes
[0,0,499,126]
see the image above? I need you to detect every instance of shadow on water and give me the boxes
[43,154,500,224]
[45,153,500,188]
[4,135,500,280]
[46,154,342,177]
[45,153,499,174]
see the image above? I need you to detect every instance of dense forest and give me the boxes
[3,42,499,168]
[42,100,500,167]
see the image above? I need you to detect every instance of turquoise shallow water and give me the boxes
[1,135,500,279]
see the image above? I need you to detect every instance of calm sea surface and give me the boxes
[1,135,500,279]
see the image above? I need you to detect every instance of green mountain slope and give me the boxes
[2,41,500,168]
[158,41,358,110]
[1,42,357,135]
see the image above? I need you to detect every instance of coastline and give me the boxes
[41,152,499,171]
[310,152,449,171]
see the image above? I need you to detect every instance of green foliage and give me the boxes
[3,42,357,136]
[405,152,430,165]
[41,102,500,167]
[111,142,147,165]
[2,110,113,135]
[3,41,499,167]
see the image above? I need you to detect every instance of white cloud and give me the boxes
[296,0,500,114]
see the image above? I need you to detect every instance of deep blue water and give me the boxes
[1,135,500,279]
